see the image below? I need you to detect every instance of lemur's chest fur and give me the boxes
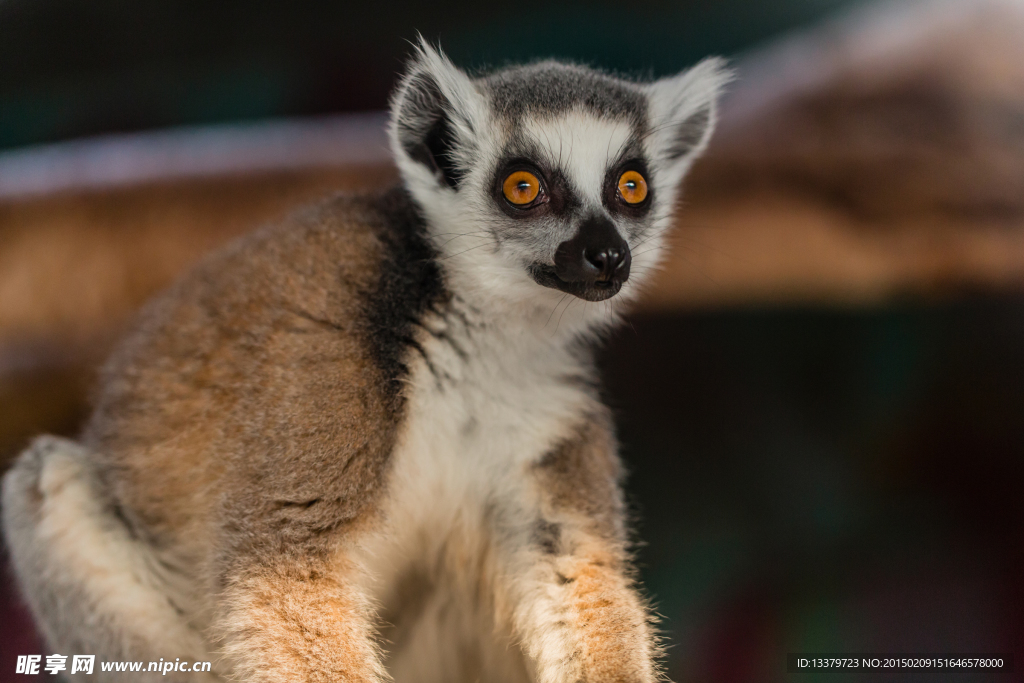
[355,298,599,601]
[350,300,601,681]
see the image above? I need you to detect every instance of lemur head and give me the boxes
[389,41,728,324]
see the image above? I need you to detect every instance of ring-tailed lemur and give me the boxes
[2,42,727,683]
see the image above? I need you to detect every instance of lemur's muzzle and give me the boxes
[531,215,631,302]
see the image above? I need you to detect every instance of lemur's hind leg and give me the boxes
[2,436,219,682]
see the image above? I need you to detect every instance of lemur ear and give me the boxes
[389,38,484,189]
[644,57,731,167]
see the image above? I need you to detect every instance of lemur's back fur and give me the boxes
[3,42,727,682]
[83,188,439,565]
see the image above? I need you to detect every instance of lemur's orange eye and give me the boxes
[617,170,648,204]
[502,171,541,205]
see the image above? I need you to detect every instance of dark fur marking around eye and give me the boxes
[666,104,711,160]
[491,155,582,220]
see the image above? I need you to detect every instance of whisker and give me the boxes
[544,292,571,329]
[662,231,750,265]
[664,251,719,286]
[437,233,493,249]
[439,242,495,261]
[631,229,672,251]
[554,297,578,335]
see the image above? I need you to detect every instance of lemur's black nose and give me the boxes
[584,245,627,281]
[550,215,631,300]
[533,215,631,301]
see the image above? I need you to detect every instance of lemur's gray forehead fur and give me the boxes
[482,61,647,124]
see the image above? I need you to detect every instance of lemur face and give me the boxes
[486,108,648,302]
[390,41,728,311]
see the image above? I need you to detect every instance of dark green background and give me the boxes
[602,301,1023,681]
[0,0,861,151]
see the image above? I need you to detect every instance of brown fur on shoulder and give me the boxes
[83,187,439,586]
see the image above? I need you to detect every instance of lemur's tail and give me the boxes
[2,436,219,682]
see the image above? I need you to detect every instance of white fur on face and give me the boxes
[522,111,634,212]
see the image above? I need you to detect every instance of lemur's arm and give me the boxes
[495,412,660,683]
[210,412,395,683]
[213,482,386,683]
[216,551,384,683]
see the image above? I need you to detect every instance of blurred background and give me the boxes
[1,0,1022,681]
